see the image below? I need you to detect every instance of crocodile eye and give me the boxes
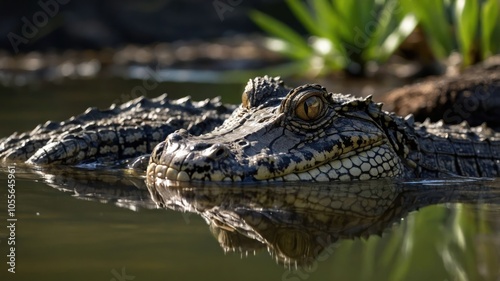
[295,95,323,121]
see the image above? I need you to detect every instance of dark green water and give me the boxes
[0,79,499,281]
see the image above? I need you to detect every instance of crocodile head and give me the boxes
[148,76,407,182]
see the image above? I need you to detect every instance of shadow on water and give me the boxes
[2,164,500,281]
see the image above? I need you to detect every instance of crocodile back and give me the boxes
[410,121,500,178]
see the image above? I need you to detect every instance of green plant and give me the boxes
[250,0,418,76]
[400,0,500,67]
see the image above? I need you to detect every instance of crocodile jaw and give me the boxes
[147,130,403,183]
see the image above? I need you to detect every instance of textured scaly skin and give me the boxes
[148,76,500,183]
[0,94,235,165]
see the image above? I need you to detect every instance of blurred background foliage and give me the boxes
[0,0,498,85]
[251,0,500,77]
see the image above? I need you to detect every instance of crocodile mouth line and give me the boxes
[147,137,399,183]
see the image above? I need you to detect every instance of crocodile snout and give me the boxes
[148,130,236,182]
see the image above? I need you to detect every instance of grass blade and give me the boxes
[285,0,322,36]
[249,10,312,59]
[481,0,500,58]
[402,0,454,58]
[365,0,417,62]
[377,13,418,61]
[455,0,479,66]
[311,0,338,39]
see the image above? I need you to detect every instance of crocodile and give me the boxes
[1,76,500,183]
[148,76,500,183]
[383,59,500,130]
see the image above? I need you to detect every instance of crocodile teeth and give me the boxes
[177,171,190,181]
[166,167,179,180]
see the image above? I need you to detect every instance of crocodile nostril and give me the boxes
[191,143,211,151]
[205,143,230,160]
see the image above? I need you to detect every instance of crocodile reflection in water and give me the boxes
[7,165,500,267]
[146,179,500,267]
[14,164,156,211]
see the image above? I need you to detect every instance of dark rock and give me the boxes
[382,56,500,131]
